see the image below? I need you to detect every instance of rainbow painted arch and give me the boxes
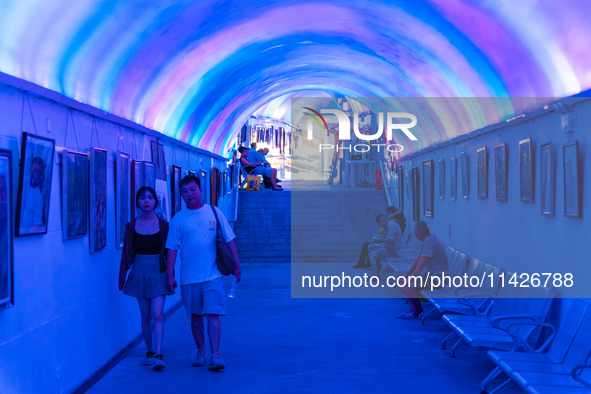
[1,0,591,155]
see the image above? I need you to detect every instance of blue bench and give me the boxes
[441,286,555,358]
[483,299,591,393]
[420,257,499,325]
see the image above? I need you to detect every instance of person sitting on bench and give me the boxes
[238,147,282,191]
[399,221,448,319]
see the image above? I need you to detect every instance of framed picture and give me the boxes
[477,147,488,199]
[154,179,170,221]
[150,141,167,181]
[460,152,469,199]
[16,132,55,236]
[450,156,457,201]
[423,160,434,217]
[142,161,155,190]
[520,138,534,203]
[90,148,107,253]
[223,171,228,195]
[563,141,580,218]
[540,143,554,216]
[61,150,88,240]
[495,143,508,202]
[404,170,410,199]
[438,159,445,199]
[115,151,131,248]
[171,165,182,217]
[397,166,404,210]
[200,170,208,204]
[411,167,420,221]
[0,149,14,308]
[131,159,141,215]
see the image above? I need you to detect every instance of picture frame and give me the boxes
[423,160,434,217]
[411,167,420,221]
[115,151,131,248]
[200,169,208,204]
[131,159,141,215]
[223,171,228,196]
[142,161,155,190]
[438,159,445,199]
[460,152,469,199]
[563,141,580,218]
[519,138,534,203]
[540,143,554,216]
[0,149,14,308]
[89,148,107,253]
[477,147,488,199]
[15,132,55,236]
[397,166,404,210]
[61,150,88,240]
[171,165,182,217]
[154,179,170,222]
[404,170,410,200]
[494,143,508,202]
[450,156,457,201]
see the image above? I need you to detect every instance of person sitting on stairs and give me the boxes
[238,146,282,191]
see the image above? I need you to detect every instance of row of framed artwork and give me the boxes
[1,132,236,309]
[401,139,582,220]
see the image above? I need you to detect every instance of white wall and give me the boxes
[394,98,590,297]
[0,79,236,393]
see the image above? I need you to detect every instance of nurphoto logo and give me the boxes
[302,107,418,153]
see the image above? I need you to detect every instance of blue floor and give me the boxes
[89,263,523,393]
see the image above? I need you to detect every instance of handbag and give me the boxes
[210,206,236,276]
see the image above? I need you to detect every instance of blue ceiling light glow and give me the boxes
[0,0,590,155]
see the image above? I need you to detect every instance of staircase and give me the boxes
[234,186,388,265]
[234,190,291,264]
[291,190,388,263]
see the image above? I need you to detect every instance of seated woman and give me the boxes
[238,146,282,191]
[368,213,405,276]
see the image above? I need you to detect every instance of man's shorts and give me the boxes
[253,166,272,177]
[181,277,227,316]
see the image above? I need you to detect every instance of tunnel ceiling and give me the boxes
[1,0,590,156]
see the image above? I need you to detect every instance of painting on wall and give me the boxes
[563,141,581,218]
[494,143,507,202]
[423,160,433,217]
[90,148,107,253]
[450,156,457,201]
[200,169,208,204]
[540,143,554,216]
[61,150,88,240]
[411,167,420,221]
[171,165,182,217]
[460,152,469,199]
[154,179,170,222]
[115,151,131,248]
[15,132,55,236]
[438,159,445,199]
[131,159,141,216]
[477,147,488,199]
[0,149,14,308]
[519,138,534,203]
[397,166,404,210]
[142,161,155,190]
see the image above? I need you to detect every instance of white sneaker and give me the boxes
[208,354,225,371]
[143,352,155,366]
[153,355,166,371]
[192,352,208,367]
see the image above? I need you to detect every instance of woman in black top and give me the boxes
[119,187,173,370]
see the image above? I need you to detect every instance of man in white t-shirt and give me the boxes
[166,175,241,371]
